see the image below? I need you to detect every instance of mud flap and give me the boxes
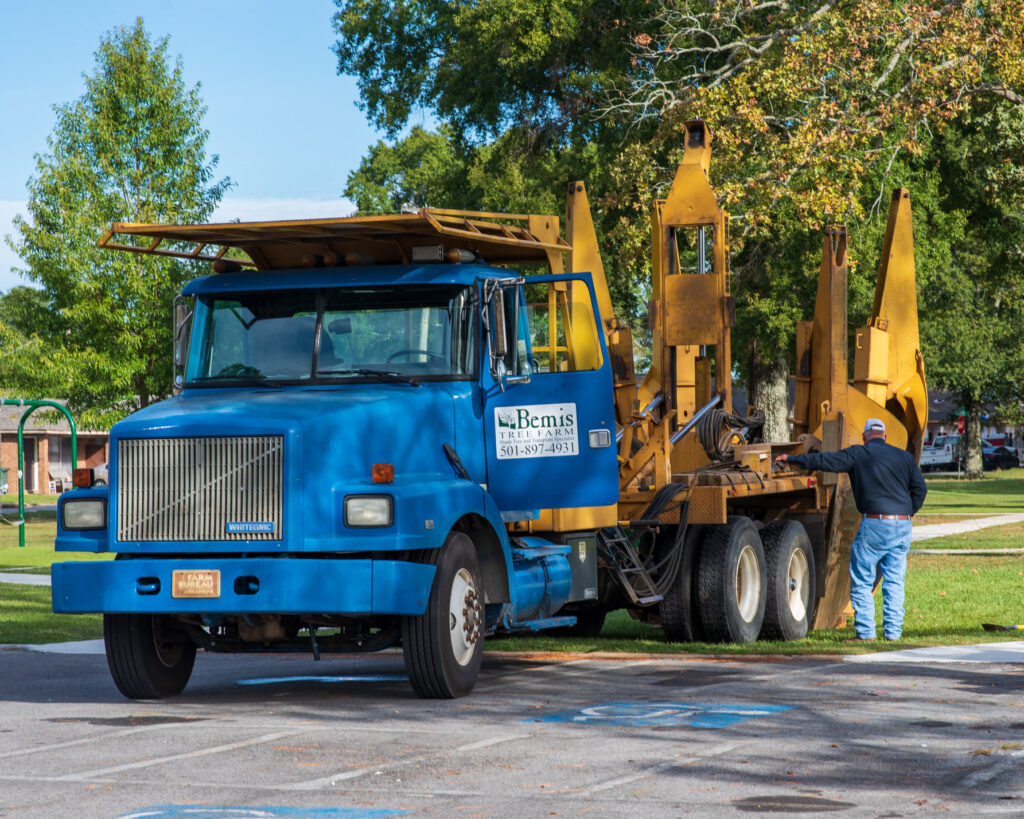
[810,474,861,631]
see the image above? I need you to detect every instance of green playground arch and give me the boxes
[1,399,77,547]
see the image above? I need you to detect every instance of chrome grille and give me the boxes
[117,436,284,542]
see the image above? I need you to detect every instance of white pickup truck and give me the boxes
[920,434,960,471]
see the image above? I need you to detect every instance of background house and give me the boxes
[0,403,108,494]
[925,390,1019,445]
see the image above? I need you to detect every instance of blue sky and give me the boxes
[0,0,410,293]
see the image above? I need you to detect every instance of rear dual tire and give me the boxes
[698,517,766,644]
[662,517,815,644]
[760,520,816,641]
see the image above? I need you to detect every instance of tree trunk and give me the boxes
[748,349,790,443]
[962,398,984,480]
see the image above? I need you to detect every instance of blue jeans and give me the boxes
[849,516,912,640]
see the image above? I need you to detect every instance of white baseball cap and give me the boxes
[864,418,886,433]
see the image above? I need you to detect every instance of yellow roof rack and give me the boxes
[97,208,569,271]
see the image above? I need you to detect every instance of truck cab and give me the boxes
[53,217,618,700]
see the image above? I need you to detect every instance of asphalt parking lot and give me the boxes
[1,643,1023,817]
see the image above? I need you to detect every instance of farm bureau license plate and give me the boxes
[172,569,221,599]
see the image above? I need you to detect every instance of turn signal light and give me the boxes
[72,468,94,489]
[372,463,394,484]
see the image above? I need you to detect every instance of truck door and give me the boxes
[483,274,619,514]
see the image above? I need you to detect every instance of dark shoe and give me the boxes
[844,637,875,643]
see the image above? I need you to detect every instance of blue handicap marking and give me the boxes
[120,808,410,819]
[236,675,407,686]
[532,701,793,728]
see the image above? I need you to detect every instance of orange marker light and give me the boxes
[372,463,394,484]
[72,468,94,489]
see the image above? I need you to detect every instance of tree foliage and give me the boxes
[333,0,648,141]
[334,1,1024,453]
[605,0,1024,350]
[912,108,1024,475]
[3,19,230,427]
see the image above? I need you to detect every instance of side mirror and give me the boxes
[173,296,194,394]
[487,279,530,389]
[491,289,508,361]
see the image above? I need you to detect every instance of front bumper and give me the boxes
[52,557,435,616]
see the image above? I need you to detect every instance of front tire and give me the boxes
[402,531,484,698]
[697,517,766,644]
[103,614,196,699]
[760,520,816,641]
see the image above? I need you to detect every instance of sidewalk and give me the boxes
[911,513,1024,543]
[0,572,49,586]
[848,641,1024,665]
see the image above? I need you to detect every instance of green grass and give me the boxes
[1,512,108,643]
[488,551,1024,656]
[2,493,61,506]
[0,584,102,644]
[0,510,111,569]
[919,469,1024,514]
[6,552,1020,649]
[3,475,1023,650]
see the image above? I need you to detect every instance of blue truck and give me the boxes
[53,208,625,699]
[53,123,928,699]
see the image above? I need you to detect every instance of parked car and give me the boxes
[93,462,109,485]
[980,444,1020,471]
[956,442,1020,471]
[920,434,960,471]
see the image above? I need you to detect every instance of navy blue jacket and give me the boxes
[786,438,927,516]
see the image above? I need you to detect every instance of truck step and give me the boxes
[597,527,663,607]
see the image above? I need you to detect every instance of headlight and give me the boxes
[62,498,107,530]
[344,495,393,527]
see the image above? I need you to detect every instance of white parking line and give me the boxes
[279,732,529,791]
[276,759,402,791]
[0,724,175,760]
[51,731,301,782]
[454,734,531,752]
[576,743,741,796]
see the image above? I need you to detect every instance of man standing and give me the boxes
[774,419,927,642]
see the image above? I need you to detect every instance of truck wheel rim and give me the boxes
[787,549,810,622]
[448,568,480,666]
[735,545,761,623]
[152,619,185,668]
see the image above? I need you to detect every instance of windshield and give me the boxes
[187,284,476,384]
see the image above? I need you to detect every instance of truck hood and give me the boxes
[111,385,460,479]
